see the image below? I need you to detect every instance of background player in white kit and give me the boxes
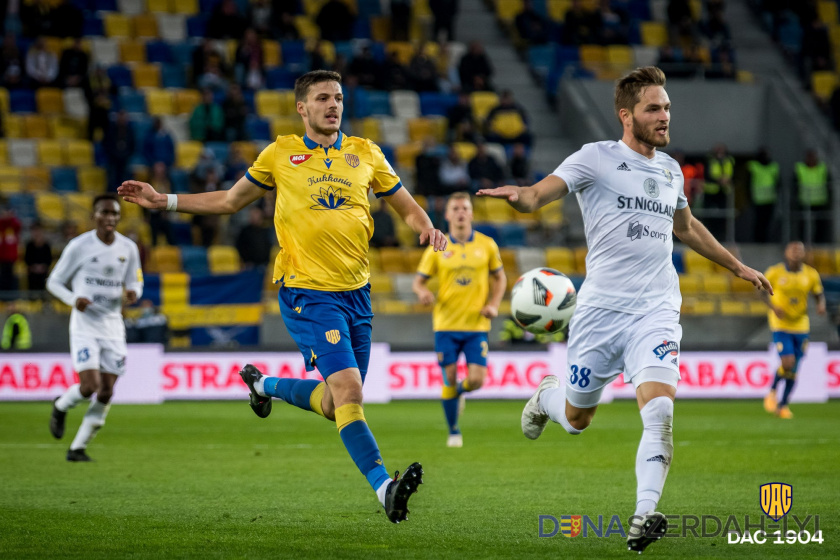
[47,194,144,462]
[478,67,772,553]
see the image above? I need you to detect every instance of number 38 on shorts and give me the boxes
[569,365,592,388]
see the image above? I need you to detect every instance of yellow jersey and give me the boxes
[417,231,503,332]
[765,263,823,333]
[246,131,402,291]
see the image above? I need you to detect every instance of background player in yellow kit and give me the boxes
[413,193,506,447]
[763,241,825,418]
[118,70,446,523]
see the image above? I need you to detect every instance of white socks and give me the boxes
[55,384,86,412]
[376,478,390,507]
[254,376,267,397]
[634,396,674,516]
[70,400,110,451]
[539,384,582,435]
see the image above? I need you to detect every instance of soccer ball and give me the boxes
[510,268,577,334]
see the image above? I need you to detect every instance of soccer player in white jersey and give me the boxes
[47,194,144,462]
[478,67,773,553]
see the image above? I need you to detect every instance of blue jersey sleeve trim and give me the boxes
[375,181,403,198]
[245,171,275,190]
[416,272,431,278]
[490,266,504,273]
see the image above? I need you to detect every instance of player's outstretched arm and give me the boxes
[673,206,773,294]
[118,175,267,215]
[476,175,569,213]
[385,187,447,251]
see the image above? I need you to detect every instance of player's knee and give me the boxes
[567,415,591,431]
[642,396,674,436]
[565,407,594,432]
[468,376,484,390]
[780,356,796,372]
[79,379,100,397]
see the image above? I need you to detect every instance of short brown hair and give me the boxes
[294,70,342,102]
[614,66,666,121]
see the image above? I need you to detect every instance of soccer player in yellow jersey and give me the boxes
[118,70,447,523]
[762,241,825,419]
[413,193,506,448]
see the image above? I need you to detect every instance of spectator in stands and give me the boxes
[563,0,599,45]
[192,148,226,188]
[468,144,505,192]
[309,40,333,71]
[1,33,24,89]
[391,0,412,42]
[24,221,51,294]
[446,91,478,143]
[235,28,265,87]
[799,13,832,81]
[25,37,58,88]
[270,0,300,26]
[380,49,410,90]
[747,147,779,243]
[706,47,736,80]
[58,37,89,90]
[515,0,551,46]
[207,0,249,40]
[509,143,531,185]
[125,299,169,344]
[439,145,471,194]
[369,199,400,248]
[192,169,223,247]
[408,45,441,92]
[702,4,732,50]
[224,145,250,183]
[0,205,21,295]
[223,84,249,141]
[430,0,458,42]
[197,52,231,93]
[191,39,214,86]
[703,142,735,238]
[348,45,382,89]
[595,0,629,45]
[236,206,273,268]
[87,64,113,141]
[672,149,704,204]
[415,138,443,196]
[316,0,357,42]
[54,220,78,255]
[20,0,82,38]
[794,148,831,244]
[274,11,301,41]
[458,41,494,93]
[148,162,175,247]
[104,110,135,191]
[190,89,226,142]
[143,117,176,168]
[485,90,532,147]
[248,0,273,36]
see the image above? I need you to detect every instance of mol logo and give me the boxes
[760,483,792,521]
[325,330,341,344]
[290,154,313,166]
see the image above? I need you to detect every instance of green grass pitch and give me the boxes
[1,399,837,559]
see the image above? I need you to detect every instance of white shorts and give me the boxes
[71,336,127,375]
[565,305,682,408]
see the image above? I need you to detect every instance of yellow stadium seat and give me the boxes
[682,298,716,315]
[0,87,8,114]
[23,167,51,191]
[146,89,175,116]
[731,277,758,294]
[38,140,64,166]
[176,141,203,169]
[65,193,94,224]
[811,71,838,102]
[208,246,241,274]
[379,247,410,273]
[547,0,572,22]
[819,0,838,24]
[497,0,525,24]
[64,139,94,166]
[682,249,714,274]
[545,247,575,274]
[749,300,768,316]
[809,248,835,275]
[720,299,748,316]
[4,114,23,138]
[579,44,607,70]
[573,246,587,275]
[394,142,423,170]
[36,192,66,223]
[678,274,702,295]
[77,167,107,193]
[369,273,394,296]
[0,140,6,165]
[405,247,426,272]
[606,45,634,70]
[407,116,446,143]
[149,246,182,274]
[119,40,146,63]
[256,90,283,117]
[133,14,159,38]
[538,199,564,227]
[368,247,382,273]
[370,16,391,42]
[483,197,514,224]
[702,273,730,294]
[500,248,520,289]
[640,21,668,47]
[173,89,201,114]
[295,16,320,40]
[263,39,282,67]
[133,63,162,88]
[311,40,336,64]
[170,0,198,14]
[23,114,50,138]
[147,0,168,12]
[452,141,477,162]
[358,118,381,144]
[35,88,63,114]
[386,42,414,65]
[413,0,432,17]
[271,116,305,137]
[49,116,85,140]
[104,13,133,38]
[0,166,22,193]
[230,141,258,164]
[470,91,500,122]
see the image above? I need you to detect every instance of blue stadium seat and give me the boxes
[369,42,386,62]
[170,41,195,66]
[7,193,37,222]
[419,92,458,116]
[146,41,173,64]
[266,67,298,89]
[628,0,651,21]
[82,15,104,36]
[93,0,117,10]
[170,168,191,193]
[379,144,395,165]
[68,0,90,9]
[245,115,271,140]
[352,18,371,39]
[94,141,108,167]
[334,41,354,63]
[51,167,79,191]
[118,90,147,113]
[181,246,209,276]
[280,40,308,72]
[242,89,255,112]
[171,222,193,245]
[529,45,555,79]
[131,114,153,150]
[367,90,391,116]
[107,65,133,88]
[200,0,223,11]
[186,15,207,38]
[497,223,527,247]
[473,223,500,243]
[161,64,187,88]
[672,252,685,274]
[10,89,36,112]
[204,141,229,162]
[531,0,547,17]
[357,0,381,17]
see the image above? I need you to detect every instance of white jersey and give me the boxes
[553,140,688,314]
[47,230,144,340]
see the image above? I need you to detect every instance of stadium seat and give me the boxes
[390,90,421,119]
[120,40,147,63]
[208,246,241,274]
[255,90,284,118]
[607,45,634,71]
[811,71,837,102]
[10,140,38,167]
[181,246,210,276]
[678,274,702,295]
[173,89,201,114]
[157,13,187,42]
[356,118,382,143]
[452,141,477,162]
[497,0,525,24]
[77,167,107,193]
[0,86,8,113]
[160,64,187,89]
[63,88,89,119]
[149,246,182,274]
[545,247,575,274]
[22,167,50,191]
[171,0,199,14]
[640,21,668,47]
[104,13,133,38]
[272,116,305,137]
[378,117,409,145]
[118,0,146,16]
[499,248,519,288]
[119,90,148,113]
[82,15,105,36]
[547,0,572,21]
[107,65,134,88]
[133,63,162,88]
[6,193,36,220]
[407,116,447,143]
[419,92,457,116]
[23,114,50,138]
[265,67,298,89]
[147,89,175,115]
[51,167,79,191]
[133,13,160,38]
[701,273,730,294]
[0,166,23,194]
[263,39,281,67]
[682,298,716,315]
[49,116,83,140]
[147,0,169,11]
[682,249,714,274]
[176,141,204,169]
[367,90,392,116]
[470,91,500,122]
[35,88,63,114]
[3,115,23,138]
[394,142,423,170]
[245,115,271,140]
[10,89,36,113]
[35,192,66,224]
[65,193,94,226]
[573,246,587,274]
[818,0,838,24]
[64,140,94,166]
[0,140,6,165]
[515,247,546,272]
[90,37,119,67]
[720,299,748,316]
[146,41,173,64]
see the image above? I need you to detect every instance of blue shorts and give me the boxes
[278,284,373,380]
[435,331,489,371]
[772,331,808,362]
